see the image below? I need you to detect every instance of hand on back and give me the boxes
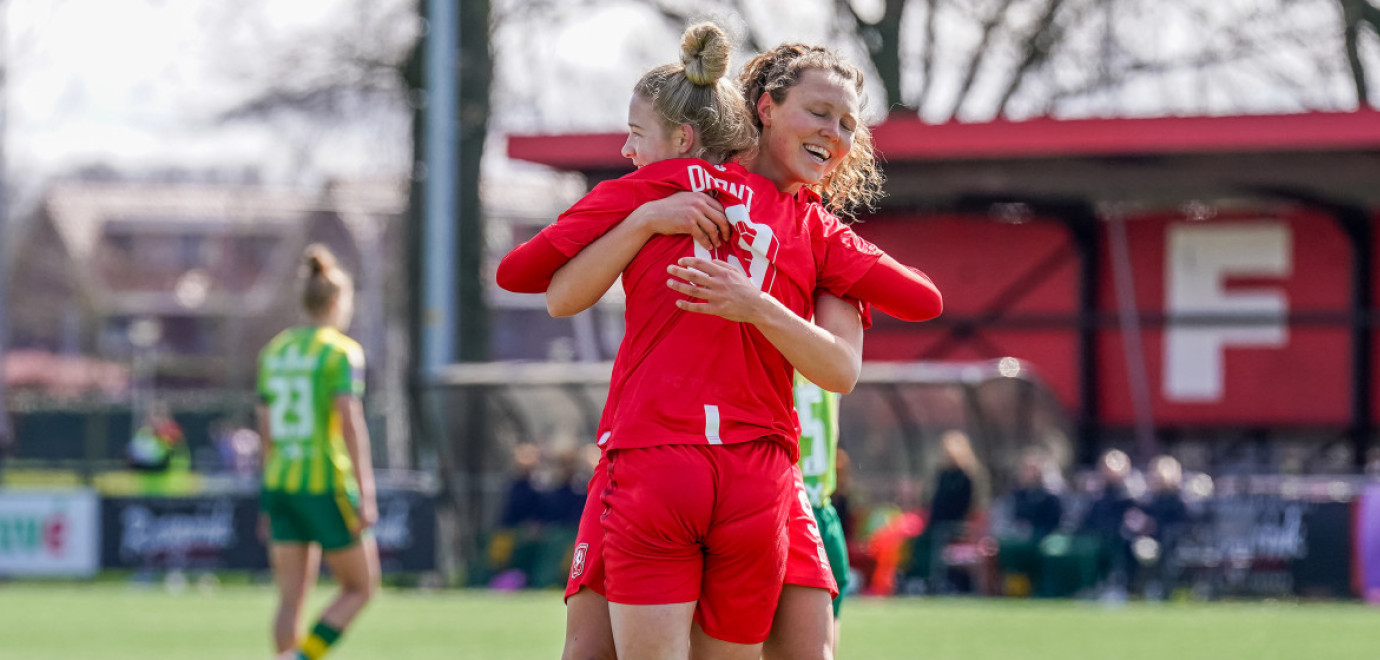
[631,191,729,250]
[666,256,770,323]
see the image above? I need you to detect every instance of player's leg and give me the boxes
[292,492,380,660]
[564,588,618,660]
[689,620,772,660]
[815,503,851,655]
[270,542,321,654]
[562,458,617,660]
[763,472,837,660]
[320,537,381,626]
[692,442,795,660]
[610,601,697,659]
[761,586,834,660]
[264,490,321,654]
[602,446,714,660]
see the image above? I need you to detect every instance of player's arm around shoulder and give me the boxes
[666,258,863,393]
[546,189,729,317]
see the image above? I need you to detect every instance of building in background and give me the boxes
[5,179,410,468]
[504,111,1380,476]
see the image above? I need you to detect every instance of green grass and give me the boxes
[0,582,1374,659]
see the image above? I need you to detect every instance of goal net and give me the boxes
[423,359,1072,586]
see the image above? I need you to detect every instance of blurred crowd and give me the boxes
[485,442,598,590]
[877,438,1200,601]
[486,428,1204,602]
[122,403,262,495]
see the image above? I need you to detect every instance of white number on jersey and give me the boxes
[267,375,315,440]
[693,204,777,291]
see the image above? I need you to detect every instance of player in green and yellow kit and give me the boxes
[794,374,850,649]
[258,245,379,660]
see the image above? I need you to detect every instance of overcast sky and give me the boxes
[5,0,413,207]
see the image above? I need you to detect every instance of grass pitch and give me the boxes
[1,582,1372,659]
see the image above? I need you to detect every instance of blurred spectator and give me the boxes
[500,443,545,528]
[1010,451,1065,542]
[532,446,593,589]
[127,404,184,472]
[488,442,597,590]
[488,443,545,589]
[126,403,193,496]
[212,419,234,470]
[994,449,1064,596]
[1077,449,1136,600]
[0,412,13,463]
[1131,454,1191,600]
[213,419,262,479]
[907,430,988,594]
[542,447,588,528]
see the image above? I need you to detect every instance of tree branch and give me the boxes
[834,0,866,29]
[995,0,1070,117]
[948,0,1015,121]
[646,0,768,56]
[916,0,938,114]
[1340,0,1375,106]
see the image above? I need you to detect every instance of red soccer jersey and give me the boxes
[535,158,882,460]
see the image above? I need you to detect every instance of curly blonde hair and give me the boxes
[633,23,756,164]
[740,43,884,219]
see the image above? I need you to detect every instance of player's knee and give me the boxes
[339,571,380,600]
[357,574,381,600]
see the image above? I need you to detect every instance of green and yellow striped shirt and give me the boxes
[257,325,365,496]
[794,374,839,508]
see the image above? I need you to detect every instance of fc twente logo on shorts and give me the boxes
[571,542,589,579]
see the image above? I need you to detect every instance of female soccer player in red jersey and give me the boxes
[497,29,941,660]
[501,27,864,660]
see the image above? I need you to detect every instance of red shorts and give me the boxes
[567,458,836,601]
[783,466,839,597]
[564,457,609,601]
[601,441,794,645]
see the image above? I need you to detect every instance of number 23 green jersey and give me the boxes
[257,325,365,496]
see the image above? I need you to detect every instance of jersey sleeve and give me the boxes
[844,295,874,330]
[844,254,943,322]
[494,233,568,293]
[329,344,366,398]
[811,207,884,297]
[810,206,943,323]
[494,159,694,293]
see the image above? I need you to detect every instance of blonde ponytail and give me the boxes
[300,244,352,322]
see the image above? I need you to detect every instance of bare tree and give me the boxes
[210,0,420,178]
[1340,0,1380,105]
[548,0,1377,122]
[837,0,912,114]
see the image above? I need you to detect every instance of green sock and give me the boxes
[296,621,343,660]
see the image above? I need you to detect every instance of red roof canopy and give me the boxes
[508,111,1380,173]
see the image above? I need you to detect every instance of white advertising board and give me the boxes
[0,490,100,576]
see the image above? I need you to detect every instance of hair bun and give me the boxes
[303,243,337,277]
[680,22,729,87]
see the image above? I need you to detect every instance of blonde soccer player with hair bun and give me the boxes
[258,245,379,660]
